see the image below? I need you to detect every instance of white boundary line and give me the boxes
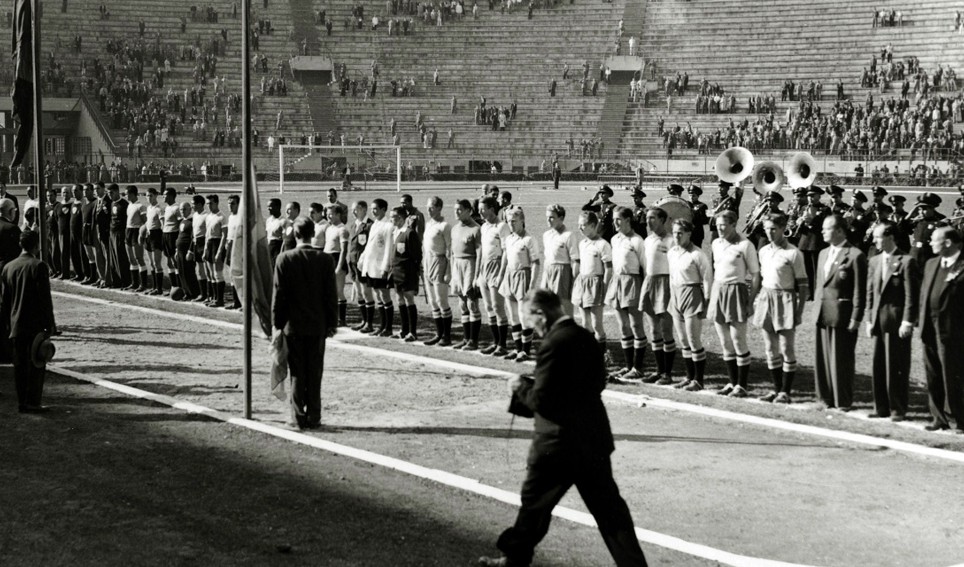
[56,291,964,465]
[48,364,816,567]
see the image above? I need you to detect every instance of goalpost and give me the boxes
[273,144,402,194]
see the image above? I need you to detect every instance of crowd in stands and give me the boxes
[474,98,517,131]
[872,8,903,28]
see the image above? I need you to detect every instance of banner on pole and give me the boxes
[10,0,33,167]
[231,164,274,337]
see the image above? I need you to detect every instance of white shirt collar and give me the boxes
[942,250,961,268]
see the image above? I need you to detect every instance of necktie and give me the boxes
[881,255,891,284]
[825,247,838,277]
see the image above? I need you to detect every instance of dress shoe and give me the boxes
[423,335,442,346]
[480,344,498,355]
[717,384,735,396]
[19,405,50,414]
[924,422,950,432]
[758,391,778,403]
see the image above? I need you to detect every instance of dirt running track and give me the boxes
[21,286,964,567]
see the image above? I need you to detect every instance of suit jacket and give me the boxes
[272,245,337,337]
[814,242,867,328]
[919,255,964,344]
[0,253,56,339]
[0,219,22,271]
[865,250,919,334]
[514,318,615,459]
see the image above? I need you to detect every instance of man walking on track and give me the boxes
[1,230,57,413]
[272,217,338,430]
[477,289,647,567]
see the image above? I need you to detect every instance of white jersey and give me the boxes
[643,233,673,276]
[542,227,580,265]
[359,217,395,278]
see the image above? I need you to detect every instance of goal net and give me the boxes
[271,144,401,193]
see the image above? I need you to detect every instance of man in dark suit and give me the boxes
[865,222,918,420]
[477,289,647,567]
[918,226,964,433]
[0,198,23,270]
[813,214,867,410]
[272,217,338,430]
[0,230,56,413]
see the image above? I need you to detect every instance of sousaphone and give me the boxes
[715,147,755,184]
[786,152,817,189]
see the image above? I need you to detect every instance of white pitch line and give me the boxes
[56,290,964,464]
[49,364,816,567]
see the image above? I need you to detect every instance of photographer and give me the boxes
[477,289,647,567]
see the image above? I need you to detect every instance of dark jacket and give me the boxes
[515,318,615,460]
[919,254,964,343]
[814,242,867,328]
[0,252,56,339]
[272,245,337,337]
[865,250,919,334]
[0,218,22,271]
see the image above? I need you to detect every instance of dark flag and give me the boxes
[230,163,273,337]
[10,0,32,168]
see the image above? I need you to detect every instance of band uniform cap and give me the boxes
[31,333,55,369]
[667,184,685,195]
[807,186,825,196]
[852,190,868,203]
[792,187,808,196]
[829,185,846,196]
[765,190,784,203]
[888,195,906,205]
[632,187,647,199]
[687,184,703,195]
[871,186,888,197]
[598,185,614,197]
[917,192,942,207]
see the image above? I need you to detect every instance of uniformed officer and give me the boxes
[889,194,911,251]
[582,185,617,242]
[828,185,851,216]
[785,187,809,246]
[796,186,830,294]
[846,190,872,253]
[708,181,743,241]
[864,203,893,256]
[629,187,648,239]
[688,184,709,248]
[107,183,131,288]
[745,191,785,248]
[908,192,945,268]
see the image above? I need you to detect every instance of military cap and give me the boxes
[687,184,703,196]
[598,185,614,197]
[917,192,942,208]
[765,191,784,204]
[807,186,825,196]
[829,185,846,196]
[871,186,888,197]
[852,190,868,203]
[792,187,809,196]
[632,187,647,199]
[667,184,685,195]
[888,195,906,205]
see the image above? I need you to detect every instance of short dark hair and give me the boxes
[524,288,563,316]
[579,211,599,226]
[192,195,206,206]
[269,198,282,208]
[293,217,315,240]
[647,207,668,222]
[206,194,219,204]
[499,190,512,202]
[480,196,500,212]
[765,213,789,229]
[125,185,138,194]
[672,218,694,233]
[456,199,472,211]
[400,193,413,204]
[614,206,633,220]
[19,229,39,251]
[287,201,301,212]
[429,196,443,208]
[392,206,409,219]
[372,198,388,211]
[227,194,240,203]
[309,202,325,215]
[108,183,120,194]
[938,225,963,244]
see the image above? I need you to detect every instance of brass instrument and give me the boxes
[743,201,771,235]
[751,162,786,194]
[715,147,755,184]
[786,153,817,189]
[710,195,735,217]
[790,204,818,238]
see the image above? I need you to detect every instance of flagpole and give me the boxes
[30,0,46,258]
[241,0,253,419]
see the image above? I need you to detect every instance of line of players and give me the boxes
[37,182,240,308]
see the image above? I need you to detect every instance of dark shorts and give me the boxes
[193,236,206,259]
[349,262,367,284]
[203,237,222,263]
[126,227,142,246]
[368,276,392,289]
[145,228,163,252]
[162,232,178,258]
[392,261,420,293]
[326,251,347,273]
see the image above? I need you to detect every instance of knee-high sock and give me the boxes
[651,339,664,374]
[461,314,471,343]
[366,302,376,327]
[376,302,386,332]
[692,348,707,385]
[782,360,797,394]
[633,338,647,374]
[511,324,523,352]
[358,300,368,324]
[383,302,394,334]
[407,305,417,337]
[736,352,751,389]
[338,300,348,324]
[681,347,694,380]
[663,339,676,377]
[470,319,482,343]
[442,308,453,340]
[498,323,509,348]
[399,303,410,336]
[620,336,634,371]
[724,355,738,385]
[521,328,533,354]
[488,316,499,345]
